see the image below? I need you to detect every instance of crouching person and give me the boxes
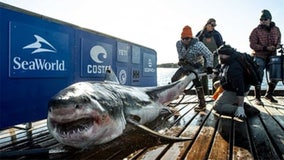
[213,45,260,119]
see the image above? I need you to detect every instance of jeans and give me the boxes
[254,57,278,85]
[214,90,249,116]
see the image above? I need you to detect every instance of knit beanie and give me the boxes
[181,25,193,38]
[217,45,235,55]
[207,18,216,27]
[260,9,272,20]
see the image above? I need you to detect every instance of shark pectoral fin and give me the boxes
[126,118,192,142]
[128,115,141,123]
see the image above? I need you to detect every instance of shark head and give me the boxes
[47,82,126,148]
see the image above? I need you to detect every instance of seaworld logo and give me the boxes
[13,57,65,71]
[12,34,65,72]
[23,35,57,54]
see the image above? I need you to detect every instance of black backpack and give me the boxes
[235,52,262,86]
[216,45,262,86]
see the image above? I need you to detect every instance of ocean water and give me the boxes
[157,68,284,90]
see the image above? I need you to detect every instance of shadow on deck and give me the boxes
[0,95,283,160]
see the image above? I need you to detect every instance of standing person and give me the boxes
[171,25,213,112]
[196,18,224,95]
[213,45,260,118]
[249,9,281,105]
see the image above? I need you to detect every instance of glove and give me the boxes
[178,61,183,66]
[178,59,186,66]
[206,67,213,74]
[234,106,247,119]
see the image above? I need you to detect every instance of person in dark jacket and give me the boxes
[196,18,224,95]
[171,25,213,112]
[249,9,281,105]
[213,45,260,119]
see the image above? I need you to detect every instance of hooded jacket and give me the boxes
[176,38,213,69]
[249,22,281,60]
[220,53,250,96]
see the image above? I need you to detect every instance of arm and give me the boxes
[195,30,203,40]
[197,42,213,67]
[213,30,224,47]
[236,96,245,107]
[249,28,264,51]
[276,27,282,49]
[176,40,183,59]
[228,61,247,119]
[229,63,246,97]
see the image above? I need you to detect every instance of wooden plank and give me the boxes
[159,105,212,160]
[257,106,284,158]
[184,106,218,159]
[262,101,284,129]
[232,120,254,159]
[208,116,231,159]
[247,112,279,159]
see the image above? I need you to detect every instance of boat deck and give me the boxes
[0,95,283,160]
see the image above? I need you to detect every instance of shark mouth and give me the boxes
[52,118,94,136]
[48,114,101,140]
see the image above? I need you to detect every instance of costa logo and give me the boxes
[90,45,107,63]
[86,45,110,74]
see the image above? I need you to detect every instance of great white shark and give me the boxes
[47,69,198,148]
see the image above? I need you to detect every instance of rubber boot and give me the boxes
[265,83,278,103]
[254,85,263,105]
[212,76,219,94]
[201,76,209,95]
[194,86,206,112]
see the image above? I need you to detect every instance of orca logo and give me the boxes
[90,45,107,63]
[23,35,56,54]
[148,58,152,67]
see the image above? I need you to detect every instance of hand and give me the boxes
[234,106,247,119]
[206,67,213,74]
[267,45,276,51]
[208,74,214,79]
[178,59,185,66]
[213,80,221,89]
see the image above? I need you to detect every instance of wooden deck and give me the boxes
[0,95,283,160]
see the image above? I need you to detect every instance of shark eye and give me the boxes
[75,104,81,109]
[101,112,108,120]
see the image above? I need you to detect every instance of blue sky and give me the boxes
[1,0,283,64]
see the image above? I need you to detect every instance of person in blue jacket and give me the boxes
[196,18,224,95]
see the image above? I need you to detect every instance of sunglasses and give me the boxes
[260,18,269,21]
[210,23,216,27]
[182,37,190,41]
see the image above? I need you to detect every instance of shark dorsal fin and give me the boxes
[104,68,119,84]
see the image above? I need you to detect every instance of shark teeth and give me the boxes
[54,118,93,136]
